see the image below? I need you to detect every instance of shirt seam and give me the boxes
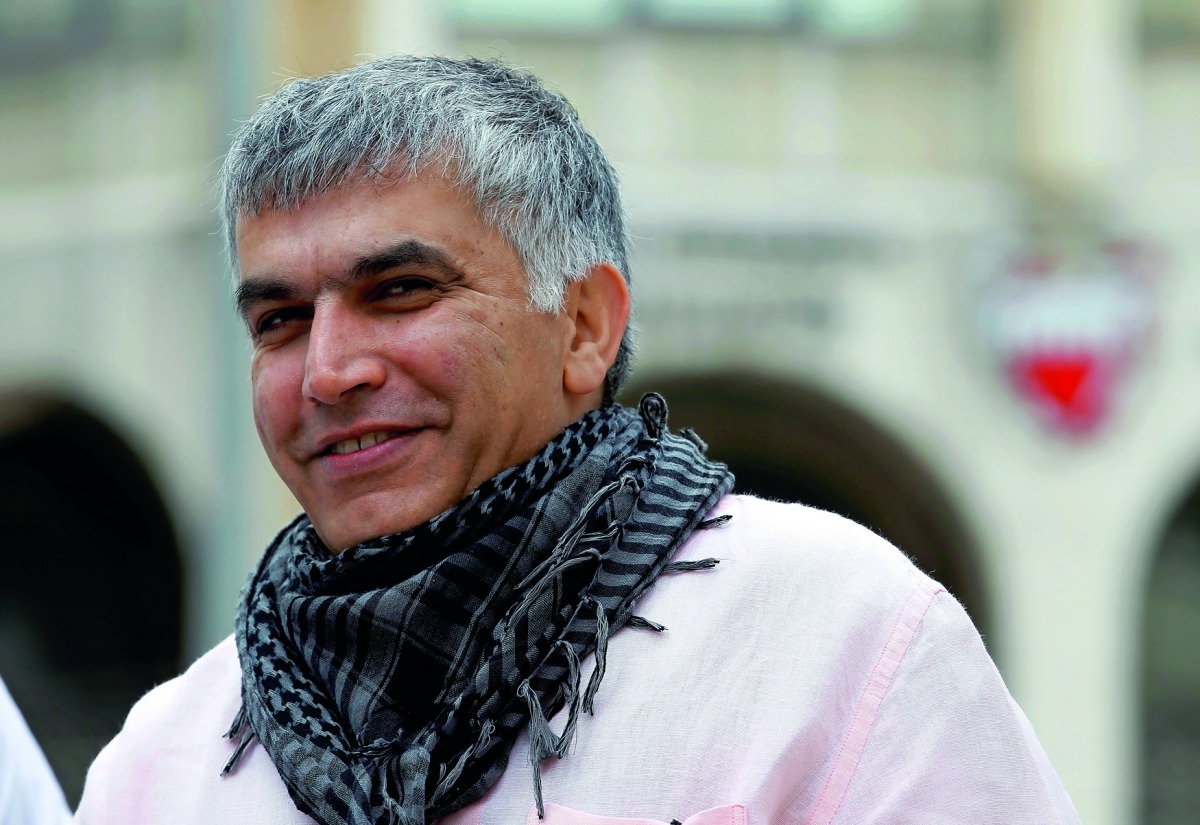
[802,576,945,825]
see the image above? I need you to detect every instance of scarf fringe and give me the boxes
[224,703,247,740]
[221,704,255,776]
[518,637,590,819]
[626,615,666,632]
[582,598,610,715]
[507,414,665,819]
[698,514,732,529]
[431,719,495,805]
[519,680,553,819]
[554,642,583,757]
[662,557,720,573]
[515,473,641,596]
[678,427,708,452]
[512,547,602,621]
[222,724,256,777]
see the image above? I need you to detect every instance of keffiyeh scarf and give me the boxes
[224,395,734,825]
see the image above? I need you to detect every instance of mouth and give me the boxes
[323,430,408,456]
[314,427,428,479]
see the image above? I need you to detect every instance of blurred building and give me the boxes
[1,1,1199,822]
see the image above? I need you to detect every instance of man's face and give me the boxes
[236,172,583,551]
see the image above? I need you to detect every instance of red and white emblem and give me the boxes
[976,242,1159,437]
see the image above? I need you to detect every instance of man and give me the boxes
[77,56,1079,824]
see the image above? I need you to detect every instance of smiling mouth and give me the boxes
[326,430,407,455]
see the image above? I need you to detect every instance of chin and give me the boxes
[315,495,446,553]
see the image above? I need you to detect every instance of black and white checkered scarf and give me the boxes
[224,395,733,825]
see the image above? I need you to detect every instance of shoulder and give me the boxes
[825,582,1081,824]
[89,637,248,767]
[712,493,911,562]
[679,493,938,614]
[635,494,948,698]
[113,636,243,743]
[668,494,954,700]
[75,637,242,811]
[75,638,310,824]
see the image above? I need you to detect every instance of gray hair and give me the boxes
[219,55,634,401]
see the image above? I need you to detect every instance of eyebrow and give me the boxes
[234,239,458,322]
[348,239,455,282]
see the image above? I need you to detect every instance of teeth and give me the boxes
[331,431,395,455]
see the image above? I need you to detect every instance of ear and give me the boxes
[562,262,631,399]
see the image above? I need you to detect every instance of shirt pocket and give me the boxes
[529,803,747,825]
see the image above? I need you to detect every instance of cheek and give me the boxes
[388,317,486,393]
[250,353,305,444]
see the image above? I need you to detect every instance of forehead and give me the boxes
[232,172,536,317]
[235,173,484,274]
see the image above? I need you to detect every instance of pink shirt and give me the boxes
[77,495,1079,824]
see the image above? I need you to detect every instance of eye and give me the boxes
[374,277,436,301]
[254,306,311,340]
[369,276,441,305]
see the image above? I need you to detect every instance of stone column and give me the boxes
[360,0,449,58]
[271,0,365,79]
[1007,0,1138,232]
[272,0,448,73]
[1003,3,1140,825]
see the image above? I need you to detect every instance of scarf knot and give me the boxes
[638,392,668,439]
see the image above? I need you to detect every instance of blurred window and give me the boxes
[645,0,792,27]
[448,0,624,30]
[450,0,995,49]
[0,394,184,806]
[1144,0,1200,50]
[1143,491,1200,823]
[0,0,188,76]
[108,0,189,51]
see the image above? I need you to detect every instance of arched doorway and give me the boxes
[0,391,184,805]
[1142,481,1200,823]
[625,373,988,633]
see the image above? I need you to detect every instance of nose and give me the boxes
[301,303,386,405]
